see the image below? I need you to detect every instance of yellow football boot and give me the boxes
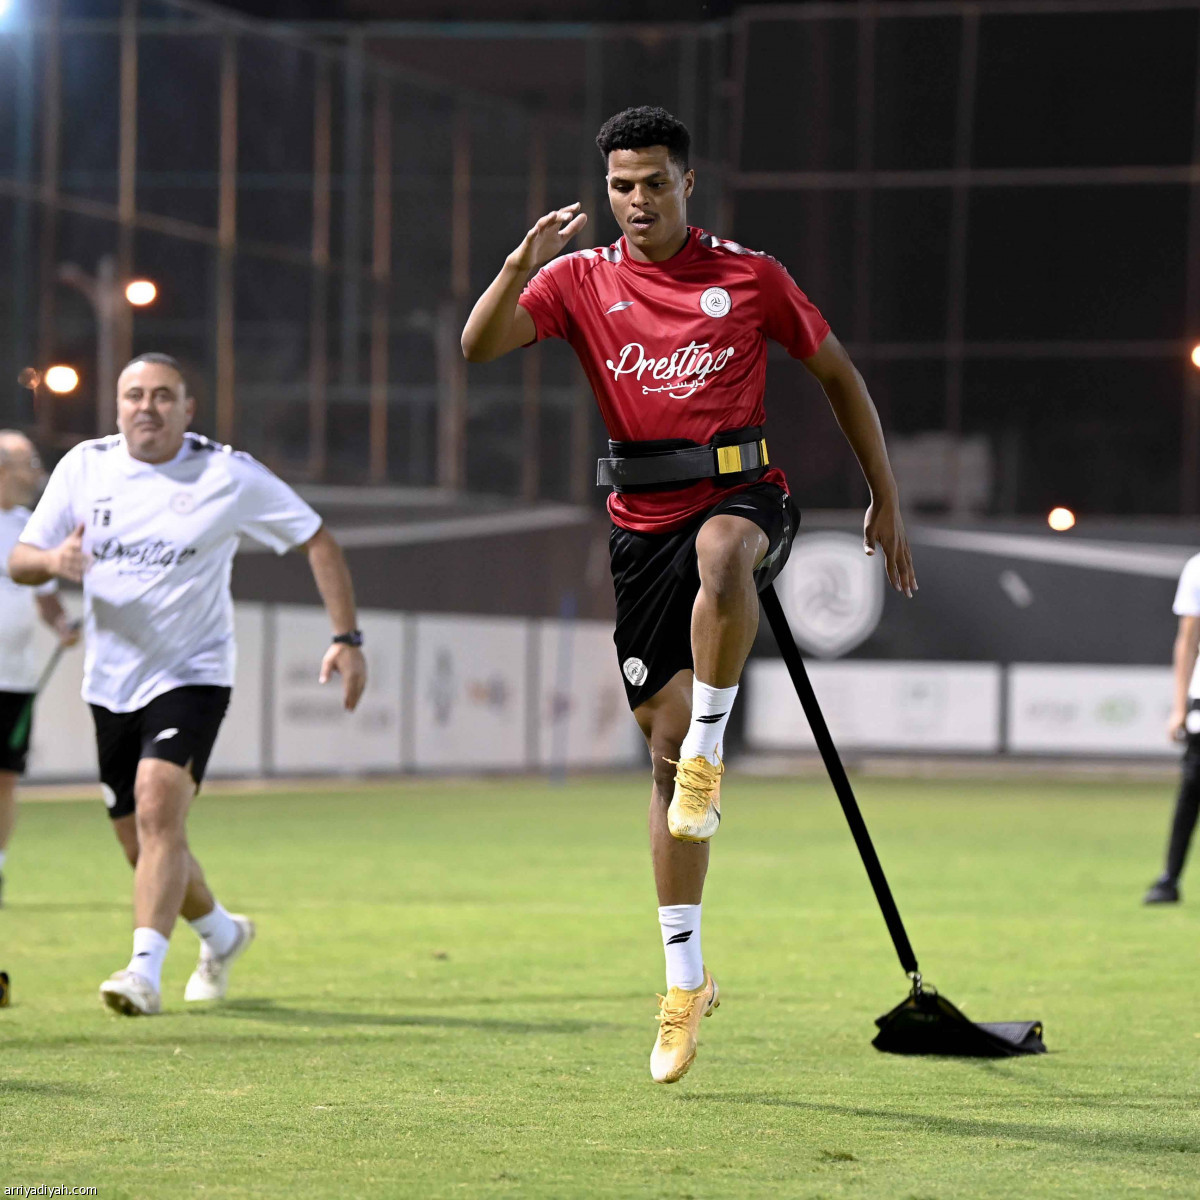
[666,754,724,842]
[650,968,720,1083]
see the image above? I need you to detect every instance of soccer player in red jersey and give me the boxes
[462,106,916,1083]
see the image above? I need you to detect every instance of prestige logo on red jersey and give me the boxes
[604,340,737,399]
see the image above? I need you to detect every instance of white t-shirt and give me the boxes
[0,507,57,693]
[20,433,321,712]
[1172,552,1200,700]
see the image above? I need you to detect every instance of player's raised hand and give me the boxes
[864,495,917,598]
[50,523,88,583]
[507,203,588,274]
[319,643,367,712]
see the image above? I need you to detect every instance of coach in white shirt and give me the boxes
[9,353,367,1016]
[1143,552,1200,904]
[0,431,80,906]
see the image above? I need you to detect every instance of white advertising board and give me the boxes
[413,614,529,770]
[207,602,265,776]
[270,606,406,773]
[1008,664,1175,756]
[535,619,641,769]
[745,659,1002,752]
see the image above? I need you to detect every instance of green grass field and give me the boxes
[1,773,1198,1199]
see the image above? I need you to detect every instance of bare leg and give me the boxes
[691,515,768,687]
[636,671,709,905]
[131,759,198,937]
[111,812,216,921]
[0,770,17,855]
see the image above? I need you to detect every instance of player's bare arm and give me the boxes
[35,592,81,646]
[1168,615,1200,740]
[9,523,87,587]
[301,525,367,711]
[461,203,588,362]
[803,333,917,597]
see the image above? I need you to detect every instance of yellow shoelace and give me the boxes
[667,756,723,818]
[655,995,693,1047]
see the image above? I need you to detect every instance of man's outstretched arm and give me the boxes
[803,332,917,597]
[299,525,367,711]
[461,203,587,363]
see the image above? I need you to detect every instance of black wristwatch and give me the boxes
[332,630,364,648]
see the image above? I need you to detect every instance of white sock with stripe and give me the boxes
[126,927,169,991]
[658,903,704,991]
[678,680,738,766]
[188,901,239,959]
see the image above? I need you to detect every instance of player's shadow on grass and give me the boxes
[9,901,127,914]
[0,1080,91,1096]
[680,1095,1200,1156]
[196,998,615,1036]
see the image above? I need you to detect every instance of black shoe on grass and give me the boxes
[1143,876,1180,904]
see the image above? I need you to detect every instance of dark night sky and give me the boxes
[216,0,769,20]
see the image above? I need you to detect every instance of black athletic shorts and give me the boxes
[609,481,800,709]
[0,690,36,774]
[91,685,231,820]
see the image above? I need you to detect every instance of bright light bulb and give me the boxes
[44,365,80,394]
[1191,343,1200,370]
[1047,507,1076,532]
[125,279,157,306]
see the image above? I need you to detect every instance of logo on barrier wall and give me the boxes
[775,533,885,659]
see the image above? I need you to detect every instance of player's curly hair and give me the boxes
[595,106,690,171]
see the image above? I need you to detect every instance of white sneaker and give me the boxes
[184,914,255,1002]
[99,969,162,1016]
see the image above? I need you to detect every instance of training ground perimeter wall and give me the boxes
[25,605,1184,787]
[745,661,1179,759]
[23,510,1200,782]
[25,604,643,784]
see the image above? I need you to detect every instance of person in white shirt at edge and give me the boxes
[9,353,368,1016]
[0,431,81,906]
[1143,551,1200,904]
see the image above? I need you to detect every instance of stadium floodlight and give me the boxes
[0,0,13,20]
[1047,506,1076,532]
[43,365,80,395]
[1191,343,1200,369]
[125,279,157,307]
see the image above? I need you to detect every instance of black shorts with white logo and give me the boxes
[91,685,231,820]
[0,690,36,774]
[609,482,800,710]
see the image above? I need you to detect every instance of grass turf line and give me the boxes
[1,775,1198,1199]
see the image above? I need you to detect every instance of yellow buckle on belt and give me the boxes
[716,438,769,475]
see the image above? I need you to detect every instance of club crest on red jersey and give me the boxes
[699,286,732,318]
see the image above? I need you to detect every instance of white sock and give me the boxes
[126,927,169,991]
[678,680,738,766]
[658,903,704,991]
[0,849,7,870]
[188,901,239,959]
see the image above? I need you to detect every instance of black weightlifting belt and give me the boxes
[596,426,769,493]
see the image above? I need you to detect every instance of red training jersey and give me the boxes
[519,226,830,533]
